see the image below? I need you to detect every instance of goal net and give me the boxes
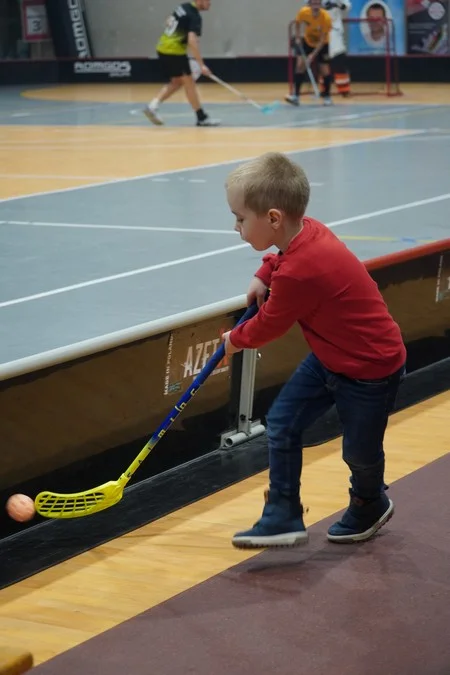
[287,18,402,98]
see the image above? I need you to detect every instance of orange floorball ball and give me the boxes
[6,494,36,522]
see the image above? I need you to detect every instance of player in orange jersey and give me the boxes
[286,0,333,106]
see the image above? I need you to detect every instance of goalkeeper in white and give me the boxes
[322,0,352,96]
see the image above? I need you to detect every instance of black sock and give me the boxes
[322,74,332,97]
[294,72,305,97]
[196,108,207,122]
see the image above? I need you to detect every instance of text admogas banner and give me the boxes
[56,58,153,83]
[406,0,448,53]
[44,0,93,58]
[347,0,406,54]
[73,60,132,79]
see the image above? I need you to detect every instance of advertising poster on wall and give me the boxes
[21,0,51,42]
[406,0,448,53]
[347,0,406,55]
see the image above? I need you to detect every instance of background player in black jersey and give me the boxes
[143,0,220,127]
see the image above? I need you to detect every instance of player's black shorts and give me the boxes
[157,52,191,79]
[330,52,348,70]
[295,40,330,63]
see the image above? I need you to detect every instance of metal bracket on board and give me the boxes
[220,348,266,449]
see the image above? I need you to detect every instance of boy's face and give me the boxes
[227,188,278,252]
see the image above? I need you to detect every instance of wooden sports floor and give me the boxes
[0,81,449,674]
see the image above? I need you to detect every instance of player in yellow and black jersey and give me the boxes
[143,1,220,127]
[286,0,333,106]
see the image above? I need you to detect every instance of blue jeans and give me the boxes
[266,353,405,501]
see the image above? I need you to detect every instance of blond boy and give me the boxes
[222,152,406,548]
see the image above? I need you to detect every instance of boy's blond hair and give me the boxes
[226,152,310,219]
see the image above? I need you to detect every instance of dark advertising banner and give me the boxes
[44,0,93,58]
[163,317,234,397]
[56,58,157,82]
[406,0,449,53]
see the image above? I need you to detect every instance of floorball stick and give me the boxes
[297,41,321,99]
[35,304,258,519]
[208,73,280,114]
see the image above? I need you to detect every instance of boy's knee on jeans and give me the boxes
[344,456,385,476]
[342,434,385,468]
[266,407,302,450]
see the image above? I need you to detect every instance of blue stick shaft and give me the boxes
[123,304,258,480]
[156,303,257,432]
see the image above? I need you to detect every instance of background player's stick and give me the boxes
[208,73,280,114]
[297,40,321,99]
[35,304,259,520]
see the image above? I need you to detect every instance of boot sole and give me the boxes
[232,531,309,549]
[327,499,394,544]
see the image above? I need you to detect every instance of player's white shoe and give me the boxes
[285,94,300,106]
[143,103,163,125]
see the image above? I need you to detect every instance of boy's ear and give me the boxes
[268,209,282,228]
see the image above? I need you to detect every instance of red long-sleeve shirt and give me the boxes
[230,217,406,379]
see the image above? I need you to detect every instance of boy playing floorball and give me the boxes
[222,152,406,548]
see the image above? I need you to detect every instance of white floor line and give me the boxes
[0,173,121,180]
[0,174,322,185]
[2,189,447,236]
[0,102,116,119]
[325,192,450,227]
[0,221,237,235]
[0,129,424,205]
[0,243,250,309]
[383,135,450,142]
[1,189,449,309]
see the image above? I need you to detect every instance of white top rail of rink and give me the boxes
[0,295,247,382]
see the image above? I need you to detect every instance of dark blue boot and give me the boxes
[232,488,308,549]
[327,489,394,543]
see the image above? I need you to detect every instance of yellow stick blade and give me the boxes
[35,481,124,519]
